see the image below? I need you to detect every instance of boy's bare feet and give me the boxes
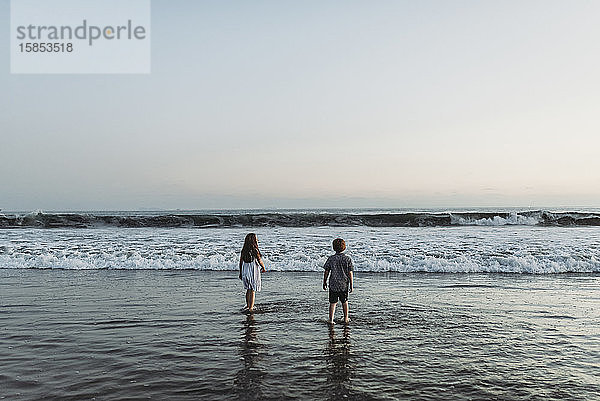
[343,318,350,324]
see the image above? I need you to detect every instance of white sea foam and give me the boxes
[1,226,599,273]
[1,252,598,274]
[450,212,540,226]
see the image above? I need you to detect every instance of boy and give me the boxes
[322,238,354,324]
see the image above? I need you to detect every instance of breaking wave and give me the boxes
[1,253,598,274]
[1,223,599,273]
[1,210,600,228]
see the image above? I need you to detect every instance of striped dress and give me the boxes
[241,257,262,291]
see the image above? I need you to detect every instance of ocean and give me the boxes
[1,208,600,273]
[1,209,600,400]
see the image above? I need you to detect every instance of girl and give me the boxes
[239,233,266,311]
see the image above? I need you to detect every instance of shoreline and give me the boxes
[2,268,600,277]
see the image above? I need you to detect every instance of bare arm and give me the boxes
[239,254,243,279]
[323,270,330,290]
[348,271,353,292]
[257,255,266,272]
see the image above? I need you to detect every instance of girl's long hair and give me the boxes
[241,233,261,263]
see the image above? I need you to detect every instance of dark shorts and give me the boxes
[329,290,348,303]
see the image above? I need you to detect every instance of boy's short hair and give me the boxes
[333,238,346,252]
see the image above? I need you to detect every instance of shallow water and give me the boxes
[1,270,599,400]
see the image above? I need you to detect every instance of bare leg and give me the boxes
[248,290,256,311]
[342,301,350,323]
[328,303,336,324]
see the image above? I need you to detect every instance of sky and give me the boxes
[1,0,599,210]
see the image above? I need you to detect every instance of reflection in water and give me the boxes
[235,313,264,400]
[325,324,352,400]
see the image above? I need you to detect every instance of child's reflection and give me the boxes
[325,324,352,400]
[235,313,264,400]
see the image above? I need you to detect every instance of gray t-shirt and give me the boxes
[323,253,354,292]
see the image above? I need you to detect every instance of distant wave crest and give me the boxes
[1,210,600,228]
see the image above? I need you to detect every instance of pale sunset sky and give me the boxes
[1,0,599,210]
